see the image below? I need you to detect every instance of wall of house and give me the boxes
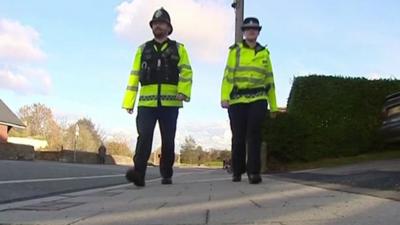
[0,125,8,143]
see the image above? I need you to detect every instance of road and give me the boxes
[0,160,212,204]
[1,164,400,225]
[3,158,400,205]
[0,160,142,203]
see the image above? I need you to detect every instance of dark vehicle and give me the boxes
[380,92,400,143]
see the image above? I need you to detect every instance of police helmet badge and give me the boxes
[155,9,163,18]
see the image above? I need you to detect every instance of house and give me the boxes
[0,99,26,143]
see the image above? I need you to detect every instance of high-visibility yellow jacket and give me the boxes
[122,39,193,109]
[221,41,278,112]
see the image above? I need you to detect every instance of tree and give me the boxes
[105,133,133,157]
[206,149,231,163]
[180,136,197,164]
[46,119,63,149]
[105,141,132,157]
[196,146,209,165]
[63,118,102,152]
[19,103,50,136]
[218,150,231,161]
[180,136,210,165]
[208,149,219,161]
[180,136,197,152]
[10,103,62,149]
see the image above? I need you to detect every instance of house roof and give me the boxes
[0,99,25,128]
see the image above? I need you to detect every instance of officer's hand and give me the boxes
[270,111,277,119]
[126,109,133,114]
[221,101,229,108]
[176,93,187,101]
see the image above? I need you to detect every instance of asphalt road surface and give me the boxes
[0,160,142,203]
[0,160,211,204]
[3,159,400,204]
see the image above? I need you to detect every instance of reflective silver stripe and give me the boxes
[234,77,264,84]
[235,46,241,69]
[178,64,192,71]
[236,66,267,74]
[234,45,241,85]
[139,95,157,101]
[231,91,267,99]
[160,95,178,101]
[160,42,169,51]
[130,70,139,76]
[139,95,179,101]
[225,77,234,83]
[225,66,235,73]
[179,77,192,82]
[126,86,138,91]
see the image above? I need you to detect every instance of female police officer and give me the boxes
[220,17,278,184]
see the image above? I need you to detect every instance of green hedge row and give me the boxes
[264,75,400,163]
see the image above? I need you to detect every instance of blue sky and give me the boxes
[1,0,399,150]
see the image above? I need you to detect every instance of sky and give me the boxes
[1,0,399,151]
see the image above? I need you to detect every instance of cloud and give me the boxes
[0,19,46,62]
[176,119,231,150]
[0,67,52,95]
[114,0,234,63]
[0,18,51,95]
[110,118,231,152]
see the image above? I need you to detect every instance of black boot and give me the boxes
[125,168,145,187]
[232,175,241,182]
[161,177,172,185]
[248,174,262,184]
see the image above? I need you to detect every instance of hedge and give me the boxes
[264,75,400,163]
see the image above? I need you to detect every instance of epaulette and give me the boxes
[172,41,182,50]
[254,43,265,52]
[138,41,149,50]
[229,43,239,49]
[175,41,183,47]
[264,45,270,54]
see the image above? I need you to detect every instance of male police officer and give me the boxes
[220,17,278,184]
[122,8,193,187]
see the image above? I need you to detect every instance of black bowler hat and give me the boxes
[241,17,262,31]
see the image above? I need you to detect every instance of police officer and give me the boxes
[220,17,278,184]
[122,7,193,187]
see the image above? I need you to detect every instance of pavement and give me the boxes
[1,160,400,225]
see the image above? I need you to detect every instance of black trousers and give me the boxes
[134,106,179,179]
[228,100,268,176]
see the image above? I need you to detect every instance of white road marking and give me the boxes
[0,174,124,184]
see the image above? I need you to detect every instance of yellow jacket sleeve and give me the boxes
[177,43,193,101]
[264,49,278,112]
[221,47,236,102]
[122,46,142,109]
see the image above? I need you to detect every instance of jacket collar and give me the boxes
[242,40,265,53]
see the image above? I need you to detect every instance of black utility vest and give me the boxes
[139,40,180,85]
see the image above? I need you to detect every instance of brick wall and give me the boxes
[0,125,8,143]
[0,142,34,160]
[35,150,133,165]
